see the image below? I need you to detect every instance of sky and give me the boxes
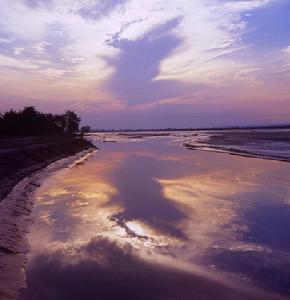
[0,0,289,129]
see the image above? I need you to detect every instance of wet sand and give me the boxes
[182,129,290,162]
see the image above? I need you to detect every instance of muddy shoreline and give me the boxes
[183,143,290,163]
[182,129,290,163]
[0,136,95,202]
[0,143,97,300]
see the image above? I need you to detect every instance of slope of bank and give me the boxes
[0,146,97,300]
[0,136,95,202]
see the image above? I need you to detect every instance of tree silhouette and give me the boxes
[80,125,91,136]
[0,107,85,136]
[64,111,81,134]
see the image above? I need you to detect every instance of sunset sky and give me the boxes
[0,0,290,129]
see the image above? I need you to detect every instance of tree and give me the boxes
[1,109,19,135]
[54,114,66,132]
[22,106,38,117]
[0,107,82,136]
[64,111,81,134]
[80,125,91,136]
[21,106,39,134]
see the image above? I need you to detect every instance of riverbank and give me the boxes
[0,136,95,202]
[0,138,97,300]
[182,129,290,162]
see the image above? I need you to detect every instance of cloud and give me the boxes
[284,46,290,55]
[24,0,54,9]
[224,0,276,11]
[106,153,189,238]
[0,0,283,82]
[79,0,127,20]
[0,0,289,126]
[22,237,279,300]
[105,18,203,105]
[0,0,268,84]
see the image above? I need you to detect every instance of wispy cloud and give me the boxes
[0,0,289,127]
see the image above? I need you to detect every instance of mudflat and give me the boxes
[183,129,290,162]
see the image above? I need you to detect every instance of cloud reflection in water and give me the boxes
[21,138,290,299]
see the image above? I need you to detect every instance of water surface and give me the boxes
[21,136,290,299]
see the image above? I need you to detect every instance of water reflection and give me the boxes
[21,137,290,299]
[107,154,188,239]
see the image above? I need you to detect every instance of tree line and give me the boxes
[0,106,90,136]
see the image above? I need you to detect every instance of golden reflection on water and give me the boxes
[31,140,290,257]
[159,174,267,261]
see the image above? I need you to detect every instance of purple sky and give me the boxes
[0,0,290,129]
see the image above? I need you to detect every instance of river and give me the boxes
[20,136,290,299]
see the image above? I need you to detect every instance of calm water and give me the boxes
[21,137,290,300]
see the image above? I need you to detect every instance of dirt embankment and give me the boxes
[0,136,95,202]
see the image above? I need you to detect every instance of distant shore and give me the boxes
[182,128,290,163]
[0,135,96,202]
[91,128,290,163]
[90,124,290,133]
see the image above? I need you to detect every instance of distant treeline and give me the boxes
[92,124,290,133]
[0,106,89,136]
